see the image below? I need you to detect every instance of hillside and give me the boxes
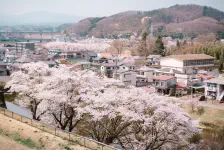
[0,113,88,150]
[67,4,224,38]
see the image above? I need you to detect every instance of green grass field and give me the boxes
[181,103,224,126]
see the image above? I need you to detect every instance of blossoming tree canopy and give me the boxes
[81,87,198,149]
[5,62,198,149]
[5,62,51,120]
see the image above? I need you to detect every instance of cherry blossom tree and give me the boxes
[6,62,51,120]
[38,66,123,132]
[80,87,198,149]
[6,62,198,149]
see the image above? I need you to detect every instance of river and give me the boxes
[6,102,32,118]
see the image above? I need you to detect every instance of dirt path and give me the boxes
[0,135,32,150]
[0,114,89,150]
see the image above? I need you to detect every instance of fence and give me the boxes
[0,107,119,150]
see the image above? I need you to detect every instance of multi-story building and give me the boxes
[113,70,137,86]
[136,66,157,83]
[100,62,123,78]
[160,54,217,75]
[16,42,35,55]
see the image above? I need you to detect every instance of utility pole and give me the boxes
[150,22,153,37]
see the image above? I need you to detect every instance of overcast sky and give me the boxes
[0,0,224,17]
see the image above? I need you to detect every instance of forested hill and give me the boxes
[67,4,224,39]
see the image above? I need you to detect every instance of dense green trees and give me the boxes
[153,35,165,56]
[191,43,224,71]
[137,31,149,56]
[136,33,165,57]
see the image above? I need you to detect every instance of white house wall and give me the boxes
[160,58,183,68]
[145,71,154,82]
[160,58,184,72]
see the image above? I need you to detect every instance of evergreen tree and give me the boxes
[153,35,165,56]
[137,31,149,56]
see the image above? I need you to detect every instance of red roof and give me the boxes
[71,65,82,71]
[100,52,113,59]
[144,87,155,93]
[153,75,175,81]
[176,82,187,89]
[197,74,214,79]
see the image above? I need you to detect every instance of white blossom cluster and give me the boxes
[6,62,198,149]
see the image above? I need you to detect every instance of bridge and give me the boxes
[0,31,61,42]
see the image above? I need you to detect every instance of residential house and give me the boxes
[136,66,157,84]
[61,50,76,59]
[101,62,123,78]
[79,51,97,62]
[92,52,114,64]
[98,52,114,60]
[204,77,224,101]
[113,70,137,86]
[154,68,180,76]
[112,56,125,63]
[92,57,111,64]
[74,61,91,70]
[153,75,177,94]
[45,61,57,68]
[119,63,136,71]
[48,48,62,55]
[147,55,160,67]
[197,74,214,82]
[155,68,201,86]
[48,54,61,61]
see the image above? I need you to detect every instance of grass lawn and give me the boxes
[181,103,224,126]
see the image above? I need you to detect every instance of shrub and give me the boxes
[197,106,205,116]
[189,133,202,144]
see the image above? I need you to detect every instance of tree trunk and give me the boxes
[105,137,115,145]
[31,101,39,120]
[0,92,7,109]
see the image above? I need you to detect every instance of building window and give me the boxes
[161,82,165,87]
[208,83,217,87]
[114,74,120,79]
[156,82,159,87]
[124,74,130,78]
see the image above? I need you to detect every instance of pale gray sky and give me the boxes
[0,0,224,17]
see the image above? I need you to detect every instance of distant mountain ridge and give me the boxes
[0,11,83,26]
[67,4,224,38]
